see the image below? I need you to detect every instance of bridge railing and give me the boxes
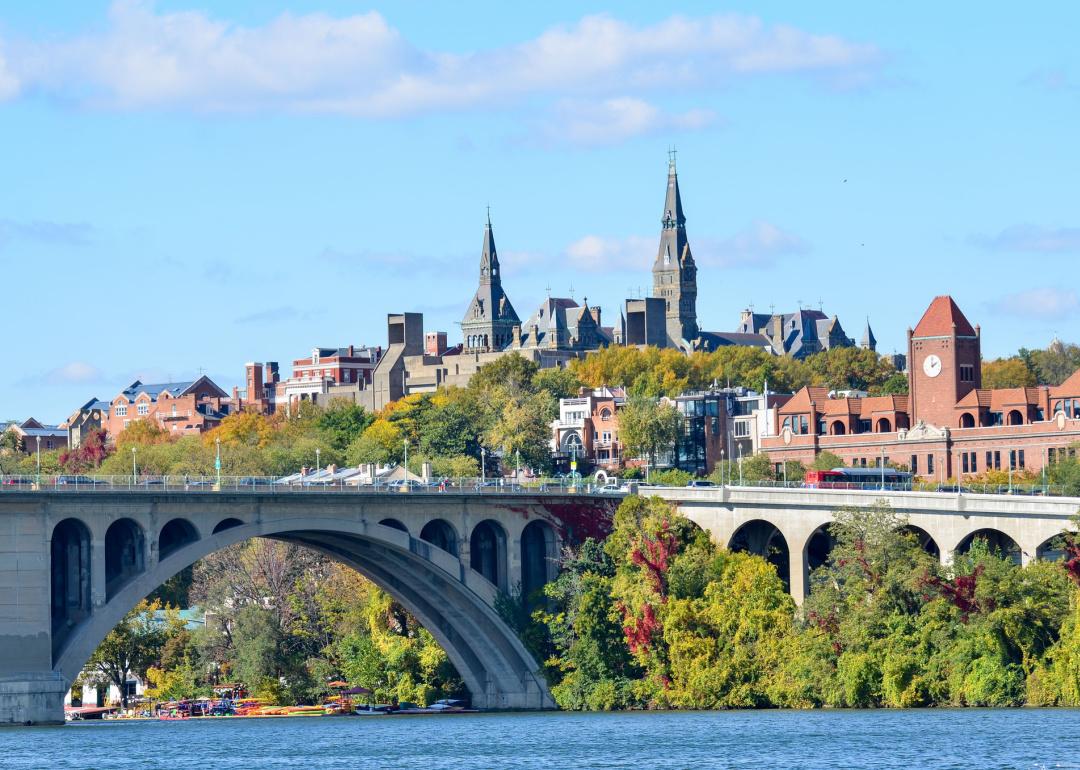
[0,474,628,495]
[640,478,1079,498]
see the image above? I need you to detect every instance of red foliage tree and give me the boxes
[59,428,111,473]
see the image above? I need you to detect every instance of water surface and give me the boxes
[3,709,1078,769]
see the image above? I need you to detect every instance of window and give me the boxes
[115,405,127,417]
[600,408,611,420]
[1018,449,1025,469]
[959,364,974,382]
[734,420,750,438]
[137,403,149,416]
[927,454,935,475]
[988,412,1004,426]
[986,450,1001,470]
[799,416,809,435]
[962,453,969,474]
[910,455,918,474]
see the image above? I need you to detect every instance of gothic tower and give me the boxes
[461,213,520,353]
[651,151,698,348]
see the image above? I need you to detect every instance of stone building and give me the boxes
[651,152,698,349]
[461,215,520,353]
[731,307,856,358]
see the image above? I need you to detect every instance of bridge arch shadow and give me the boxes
[728,520,790,588]
[954,528,1021,565]
[900,525,940,559]
[51,516,552,710]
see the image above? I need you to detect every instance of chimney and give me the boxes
[512,324,522,347]
[232,386,240,404]
[348,345,354,357]
[591,306,601,325]
[265,362,280,384]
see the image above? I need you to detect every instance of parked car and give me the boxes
[55,475,103,486]
[686,479,716,488]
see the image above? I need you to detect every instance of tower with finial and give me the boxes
[651,148,698,348]
[461,210,520,353]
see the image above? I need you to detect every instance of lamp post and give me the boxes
[516,449,521,482]
[132,447,137,485]
[316,447,321,475]
[738,445,743,486]
[215,437,222,490]
[719,448,725,487]
[782,459,787,486]
[1008,456,1013,494]
[403,439,409,481]
[481,447,487,485]
[35,436,41,486]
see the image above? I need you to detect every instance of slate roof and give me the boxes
[912,296,977,337]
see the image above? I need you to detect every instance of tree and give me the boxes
[115,419,170,450]
[316,399,374,451]
[85,600,172,709]
[1024,340,1080,386]
[618,395,682,471]
[59,428,111,472]
[982,357,1037,389]
[811,451,845,471]
[534,367,584,401]
[346,420,403,466]
[484,388,556,472]
[207,411,274,449]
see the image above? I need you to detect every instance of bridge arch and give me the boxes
[53,516,551,710]
[954,528,1021,564]
[378,518,409,534]
[470,520,508,591]
[805,524,836,575]
[104,518,145,601]
[728,519,790,587]
[50,518,92,659]
[1036,534,1067,562]
[158,518,199,559]
[900,524,940,559]
[521,520,558,604]
[212,517,244,534]
[420,518,459,556]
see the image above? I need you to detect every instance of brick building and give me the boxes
[551,387,627,470]
[97,378,232,440]
[761,296,1080,479]
[1,418,69,454]
[242,345,383,414]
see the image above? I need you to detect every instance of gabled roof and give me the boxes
[912,296,977,337]
[778,386,830,414]
[1051,368,1080,397]
[115,376,227,404]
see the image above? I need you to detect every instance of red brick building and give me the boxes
[242,345,383,414]
[552,387,627,470]
[762,296,1080,479]
[100,377,231,440]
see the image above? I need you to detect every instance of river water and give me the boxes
[3,709,1079,769]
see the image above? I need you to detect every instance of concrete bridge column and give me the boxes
[90,537,107,613]
[507,533,523,595]
[0,510,67,725]
[789,543,808,604]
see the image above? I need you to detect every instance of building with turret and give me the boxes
[651,151,698,349]
[462,214,520,353]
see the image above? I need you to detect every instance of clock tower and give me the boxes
[907,295,981,428]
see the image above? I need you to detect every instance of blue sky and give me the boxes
[2,1,1079,422]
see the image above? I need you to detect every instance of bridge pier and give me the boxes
[0,673,68,725]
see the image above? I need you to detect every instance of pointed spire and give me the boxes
[480,210,499,284]
[662,148,686,231]
[862,317,877,351]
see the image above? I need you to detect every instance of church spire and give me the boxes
[479,208,499,285]
[861,318,877,351]
[661,148,686,231]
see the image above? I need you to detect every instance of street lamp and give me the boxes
[35,436,41,486]
[516,449,521,482]
[719,448,725,487]
[215,437,222,489]
[880,445,886,491]
[132,447,137,485]
[481,447,487,484]
[403,439,409,480]
[316,447,321,475]
[738,445,743,486]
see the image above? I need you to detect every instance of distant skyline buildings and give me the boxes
[2,2,1079,420]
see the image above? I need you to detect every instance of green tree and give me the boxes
[982,357,1037,389]
[316,399,374,451]
[618,395,682,471]
[85,600,172,709]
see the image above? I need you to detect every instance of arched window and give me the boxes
[959,413,975,428]
[875,418,892,433]
[1007,410,1024,426]
[830,420,846,436]
[599,408,612,420]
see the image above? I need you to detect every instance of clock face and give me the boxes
[923,354,942,378]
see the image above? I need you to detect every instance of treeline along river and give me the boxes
[5,710,1079,769]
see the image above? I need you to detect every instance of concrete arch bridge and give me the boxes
[649,485,1080,600]
[0,490,616,724]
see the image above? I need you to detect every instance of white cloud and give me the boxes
[0,47,18,100]
[989,288,1080,320]
[542,97,716,146]
[697,220,810,268]
[557,220,808,273]
[0,3,881,114]
[976,224,1080,254]
[27,362,106,386]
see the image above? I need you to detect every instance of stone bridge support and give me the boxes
[649,486,1080,603]
[0,491,606,724]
